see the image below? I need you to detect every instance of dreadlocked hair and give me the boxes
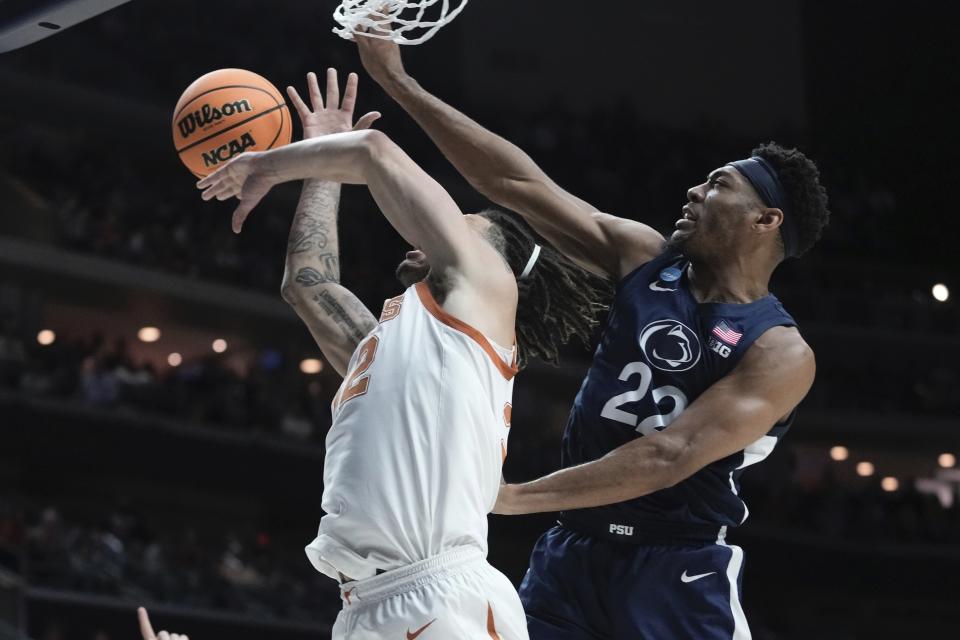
[478,208,613,369]
[752,142,831,257]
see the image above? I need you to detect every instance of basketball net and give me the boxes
[332,0,469,45]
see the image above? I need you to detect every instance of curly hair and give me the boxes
[752,142,831,257]
[478,208,613,369]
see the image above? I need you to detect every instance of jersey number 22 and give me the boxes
[600,361,688,434]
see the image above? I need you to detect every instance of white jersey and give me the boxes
[306,281,517,581]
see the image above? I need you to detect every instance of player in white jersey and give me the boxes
[193,69,610,639]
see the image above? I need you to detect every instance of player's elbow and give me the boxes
[280,275,316,307]
[280,279,300,306]
[650,434,695,489]
[357,128,395,164]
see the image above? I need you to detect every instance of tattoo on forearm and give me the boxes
[313,289,373,343]
[295,256,341,287]
[286,181,341,255]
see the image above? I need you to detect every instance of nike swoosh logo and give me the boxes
[681,570,716,583]
[649,282,675,292]
[407,619,436,640]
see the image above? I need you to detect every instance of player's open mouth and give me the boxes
[676,206,697,230]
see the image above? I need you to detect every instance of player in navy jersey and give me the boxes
[355,35,830,640]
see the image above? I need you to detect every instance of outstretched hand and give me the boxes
[138,607,190,640]
[355,25,408,87]
[286,68,381,139]
[197,151,271,233]
[198,68,381,234]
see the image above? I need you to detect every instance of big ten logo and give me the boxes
[177,99,253,138]
[609,523,634,536]
[201,132,256,168]
[379,294,404,322]
[708,336,732,359]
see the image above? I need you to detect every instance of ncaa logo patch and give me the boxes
[638,320,702,372]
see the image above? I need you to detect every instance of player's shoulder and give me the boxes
[744,325,815,373]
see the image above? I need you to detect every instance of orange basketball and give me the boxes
[172,68,292,178]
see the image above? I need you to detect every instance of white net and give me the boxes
[332,0,469,45]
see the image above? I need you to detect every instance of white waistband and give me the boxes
[339,546,485,608]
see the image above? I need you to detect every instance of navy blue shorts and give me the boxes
[518,525,751,640]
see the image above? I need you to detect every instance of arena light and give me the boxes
[856,461,875,477]
[137,326,161,343]
[932,283,949,302]
[939,453,956,469]
[212,339,228,353]
[300,358,323,374]
[829,446,849,461]
[881,476,899,492]
[167,352,182,367]
[37,329,56,346]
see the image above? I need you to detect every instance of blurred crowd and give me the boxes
[740,456,960,546]
[0,323,335,444]
[0,494,339,630]
[0,92,922,322]
[2,453,959,631]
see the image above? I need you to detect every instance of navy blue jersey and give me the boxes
[561,248,798,533]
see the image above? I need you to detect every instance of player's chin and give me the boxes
[667,229,693,250]
[395,260,430,288]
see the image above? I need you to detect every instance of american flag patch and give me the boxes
[712,321,743,346]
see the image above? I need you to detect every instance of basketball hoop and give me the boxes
[332,0,469,45]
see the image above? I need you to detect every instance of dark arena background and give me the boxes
[1,1,958,639]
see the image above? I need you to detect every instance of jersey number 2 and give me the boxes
[333,336,379,411]
[600,361,687,434]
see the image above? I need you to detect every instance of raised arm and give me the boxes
[278,70,380,376]
[494,326,816,514]
[199,111,517,337]
[355,34,664,279]
[281,177,376,377]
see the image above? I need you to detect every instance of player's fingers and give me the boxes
[200,183,224,201]
[201,176,234,200]
[196,163,233,190]
[214,185,239,201]
[157,631,170,640]
[341,72,359,113]
[286,85,310,117]
[353,111,382,130]
[325,68,340,109]
[232,194,262,234]
[232,204,248,234]
[306,71,323,110]
[196,172,219,190]
[138,607,156,640]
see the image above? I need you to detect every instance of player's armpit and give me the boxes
[659,326,816,482]
[283,282,377,377]
[593,211,667,279]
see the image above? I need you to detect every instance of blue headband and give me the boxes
[728,156,799,258]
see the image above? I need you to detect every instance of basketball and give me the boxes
[172,68,292,178]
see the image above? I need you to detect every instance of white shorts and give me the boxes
[332,547,529,640]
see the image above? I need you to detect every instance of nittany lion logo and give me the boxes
[638,320,701,372]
